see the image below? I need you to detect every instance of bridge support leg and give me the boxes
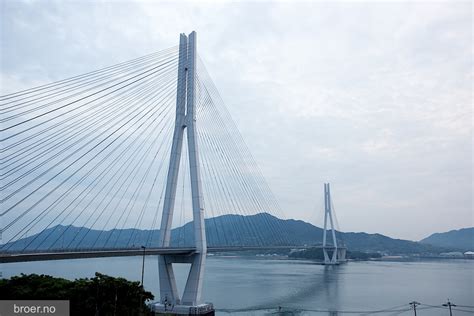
[338,247,346,262]
[182,253,206,305]
[151,31,214,315]
[158,256,180,304]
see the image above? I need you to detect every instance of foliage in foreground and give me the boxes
[0,272,154,316]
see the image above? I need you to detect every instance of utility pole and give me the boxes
[443,299,456,316]
[409,301,420,316]
[140,246,146,316]
[141,246,146,286]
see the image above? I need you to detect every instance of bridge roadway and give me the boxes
[0,245,345,263]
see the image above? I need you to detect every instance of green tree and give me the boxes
[0,273,154,316]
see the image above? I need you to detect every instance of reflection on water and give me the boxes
[2,256,473,315]
[211,260,345,315]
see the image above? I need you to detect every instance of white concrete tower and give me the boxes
[154,31,213,315]
[322,183,339,265]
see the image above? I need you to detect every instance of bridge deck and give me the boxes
[0,248,196,263]
[0,245,346,263]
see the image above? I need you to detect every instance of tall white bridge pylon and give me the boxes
[152,31,213,315]
[322,183,346,265]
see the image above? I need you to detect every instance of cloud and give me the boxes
[1,1,472,241]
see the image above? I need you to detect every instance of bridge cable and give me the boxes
[197,84,263,246]
[0,56,178,136]
[195,78,226,246]
[1,78,177,241]
[197,57,287,222]
[0,67,178,214]
[2,79,174,249]
[196,68,289,246]
[197,83,269,246]
[2,78,177,249]
[1,66,178,182]
[197,81,283,247]
[198,105,267,246]
[0,47,178,117]
[0,45,178,102]
[196,78,253,246]
[0,61,177,161]
[0,59,178,162]
[69,88,177,249]
[197,58,290,245]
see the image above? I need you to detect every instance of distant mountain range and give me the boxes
[2,213,462,255]
[420,227,473,251]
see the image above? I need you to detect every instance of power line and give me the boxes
[409,301,420,316]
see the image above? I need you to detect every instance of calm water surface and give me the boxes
[2,256,473,315]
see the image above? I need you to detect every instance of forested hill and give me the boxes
[4,213,452,255]
[420,227,474,251]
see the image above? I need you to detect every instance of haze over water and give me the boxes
[2,256,472,315]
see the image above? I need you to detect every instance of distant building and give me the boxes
[464,251,474,259]
[440,252,464,258]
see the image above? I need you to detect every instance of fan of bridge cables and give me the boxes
[0,46,290,252]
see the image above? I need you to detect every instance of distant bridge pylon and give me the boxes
[322,183,346,265]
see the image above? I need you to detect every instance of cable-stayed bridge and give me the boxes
[1,31,345,314]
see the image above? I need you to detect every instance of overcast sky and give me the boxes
[1,0,472,241]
